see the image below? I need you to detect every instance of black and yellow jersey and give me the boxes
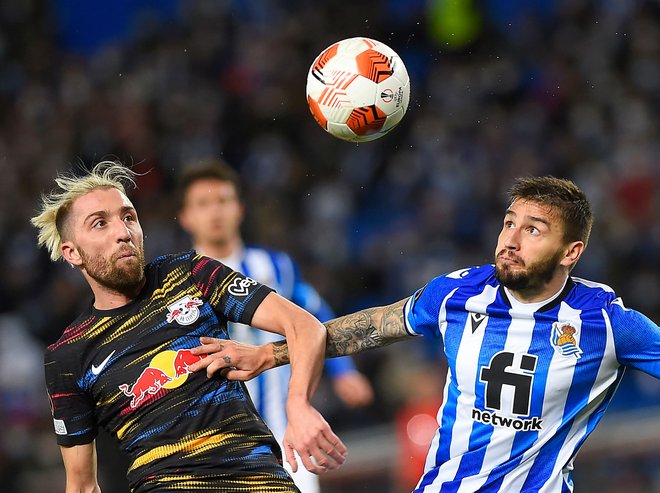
[45,251,299,492]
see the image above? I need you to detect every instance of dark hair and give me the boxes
[508,176,593,247]
[176,159,243,209]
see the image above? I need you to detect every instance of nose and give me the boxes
[502,226,520,250]
[114,219,132,242]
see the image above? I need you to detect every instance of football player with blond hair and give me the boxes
[32,161,346,493]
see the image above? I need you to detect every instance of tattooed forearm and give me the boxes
[272,340,290,367]
[324,298,408,357]
[270,298,409,367]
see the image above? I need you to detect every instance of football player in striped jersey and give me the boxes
[191,176,659,493]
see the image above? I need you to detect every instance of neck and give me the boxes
[507,273,569,304]
[194,237,243,261]
[88,277,146,310]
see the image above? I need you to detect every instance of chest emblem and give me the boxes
[118,348,206,408]
[551,321,583,359]
[166,295,203,325]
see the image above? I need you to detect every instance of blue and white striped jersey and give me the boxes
[404,264,660,493]
[219,245,355,439]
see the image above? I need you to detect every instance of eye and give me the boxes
[527,226,540,235]
[504,220,514,229]
[123,213,136,223]
[92,219,106,228]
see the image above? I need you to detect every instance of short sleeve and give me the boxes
[610,298,660,378]
[404,284,438,337]
[404,273,466,338]
[44,350,97,446]
[191,254,274,325]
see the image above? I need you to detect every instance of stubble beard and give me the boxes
[80,243,146,294]
[494,248,564,293]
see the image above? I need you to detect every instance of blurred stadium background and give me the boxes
[0,0,658,492]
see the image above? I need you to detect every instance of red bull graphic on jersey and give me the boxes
[118,349,205,408]
[551,321,583,358]
[166,295,204,325]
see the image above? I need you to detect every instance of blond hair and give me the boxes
[31,161,137,261]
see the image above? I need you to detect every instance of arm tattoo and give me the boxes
[272,340,290,367]
[270,298,409,367]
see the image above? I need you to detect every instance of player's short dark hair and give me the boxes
[508,176,593,247]
[176,159,243,209]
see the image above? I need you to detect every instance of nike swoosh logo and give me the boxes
[92,350,116,375]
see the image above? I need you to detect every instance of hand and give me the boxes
[189,337,273,380]
[283,397,347,474]
[332,371,374,408]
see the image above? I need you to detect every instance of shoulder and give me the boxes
[150,250,196,270]
[570,276,618,309]
[148,250,196,267]
[45,310,95,361]
[148,250,214,279]
[409,265,495,310]
[571,276,616,294]
[426,264,496,291]
[568,276,649,324]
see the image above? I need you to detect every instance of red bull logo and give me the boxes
[118,349,205,408]
[173,348,204,377]
[166,295,204,325]
[118,367,172,408]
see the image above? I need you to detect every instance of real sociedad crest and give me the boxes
[550,321,583,359]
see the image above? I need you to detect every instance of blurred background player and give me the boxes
[176,159,374,493]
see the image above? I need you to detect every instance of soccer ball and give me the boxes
[306,37,410,142]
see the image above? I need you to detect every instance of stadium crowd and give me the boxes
[0,1,657,492]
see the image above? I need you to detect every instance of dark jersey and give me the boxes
[45,251,299,492]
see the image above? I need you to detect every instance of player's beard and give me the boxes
[494,248,564,293]
[80,243,145,293]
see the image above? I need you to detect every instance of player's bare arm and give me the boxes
[191,292,347,474]
[191,298,409,375]
[272,297,410,367]
[60,442,102,493]
[189,294,407,472]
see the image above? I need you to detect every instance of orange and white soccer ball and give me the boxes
[306,37,410,142]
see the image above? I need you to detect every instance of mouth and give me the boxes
[115,249,138,261]
[497,252,523,266]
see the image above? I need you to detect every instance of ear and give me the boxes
[560,241,584,269]
[61,240,83,267]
